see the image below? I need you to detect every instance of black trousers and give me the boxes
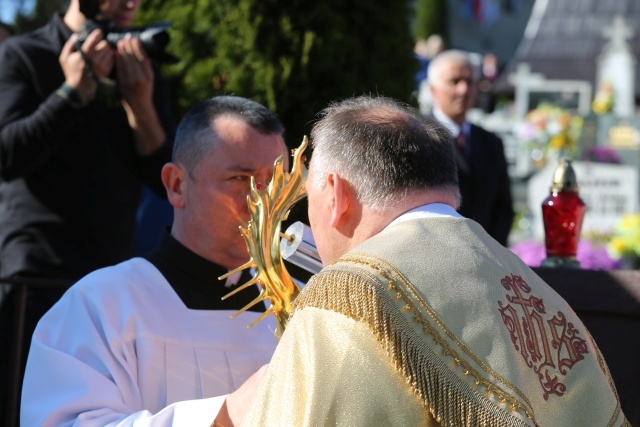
[0,281,68,427]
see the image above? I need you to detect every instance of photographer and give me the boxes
[0,0,175,422]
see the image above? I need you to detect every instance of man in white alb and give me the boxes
[21,96,288,426]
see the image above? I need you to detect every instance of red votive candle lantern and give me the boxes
[541,159,586,268]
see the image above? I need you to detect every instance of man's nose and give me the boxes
[456,81,470,93]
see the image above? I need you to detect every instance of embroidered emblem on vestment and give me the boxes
[498,273,589,400]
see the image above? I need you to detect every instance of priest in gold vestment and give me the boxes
[237,96,629,427]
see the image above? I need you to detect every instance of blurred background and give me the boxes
[3,0,640,268]
[2,2,640,424]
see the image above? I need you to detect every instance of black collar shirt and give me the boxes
[144,231,265,312]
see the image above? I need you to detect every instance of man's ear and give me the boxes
[328,172,350,228]
[161,163,186,209]
[427,81,435,95]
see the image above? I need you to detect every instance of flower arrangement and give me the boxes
[510,238,622,270]
[606,213,640,267]
[515,103,584,169]
[584,145,621,164]
[592,81,614,115]
[510,220,640,271]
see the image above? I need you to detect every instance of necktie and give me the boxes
[453,131,470,174]
[456,131,465,152]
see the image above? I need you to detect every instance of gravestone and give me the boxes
[528,161,639,240]
[590,15,638,155]
[505,64,592,177]
[508,63,592,119]
[596,15,636,119]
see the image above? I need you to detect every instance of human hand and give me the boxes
[115,36,154,114]
[59,29,114,104]
[114,36,166,155]
[211,364,269,427]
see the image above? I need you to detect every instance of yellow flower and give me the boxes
[548,134,567,149]
[616,213,640,234]
[592,81,614,115]
[607,213,640,259]
[607,237,629,259]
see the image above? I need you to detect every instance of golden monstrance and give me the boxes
[219,136,320,339]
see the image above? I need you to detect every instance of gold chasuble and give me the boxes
[242,218,628,426]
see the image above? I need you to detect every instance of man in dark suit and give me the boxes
[427,49,514,246]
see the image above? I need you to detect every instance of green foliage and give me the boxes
[135,0,417,146]
[13,0,67,33]
[414,0,447,42]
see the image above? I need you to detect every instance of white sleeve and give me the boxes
[20,285,225,427]
[103,396,226,427]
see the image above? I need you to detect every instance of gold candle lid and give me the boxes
[550,159,579,193]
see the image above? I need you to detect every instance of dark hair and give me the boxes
[0,21,15,36]
[310,96,459,208]
[78,0,99,20]
[173,95,285,175]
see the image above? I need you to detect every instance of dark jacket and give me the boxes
[0,14,175,281]
[456,123,514,246]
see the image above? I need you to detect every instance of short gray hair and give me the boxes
[309,96,459,209]
[427,49,473,87]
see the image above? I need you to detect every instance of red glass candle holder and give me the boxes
[541,160,586,268]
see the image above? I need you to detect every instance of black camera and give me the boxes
[77,0,178,64]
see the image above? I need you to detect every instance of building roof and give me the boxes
[494,0,640,96]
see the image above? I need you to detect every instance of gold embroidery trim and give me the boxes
[341,253,536,419]
[292,265,535,427]
[339,252,629,427]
